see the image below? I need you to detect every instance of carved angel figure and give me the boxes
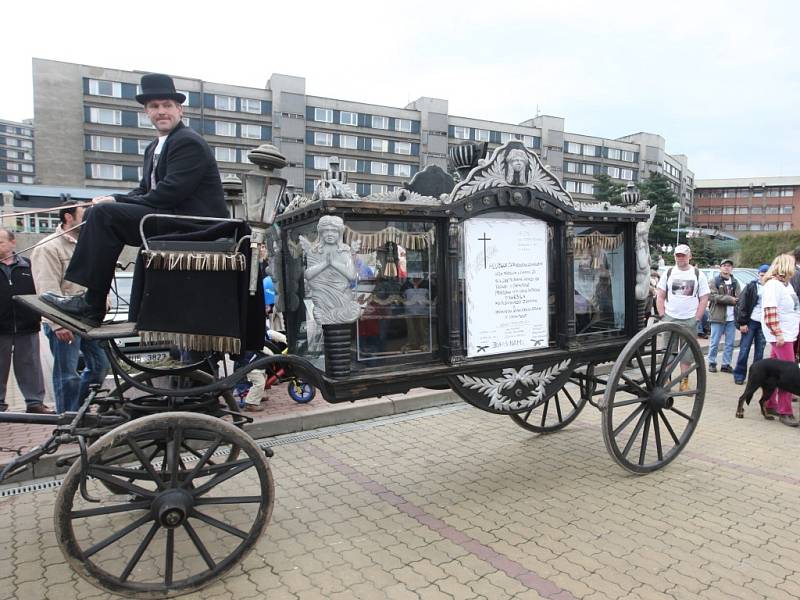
[503,148,531,185]
[301,215,362,325]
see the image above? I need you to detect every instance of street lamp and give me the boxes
[242,144,287,295]
[672,201,682,247]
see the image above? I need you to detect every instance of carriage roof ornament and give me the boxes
[243,144,288,294]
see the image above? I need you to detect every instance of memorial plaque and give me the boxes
[464,217,548,357]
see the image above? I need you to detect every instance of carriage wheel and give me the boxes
[55,412,273,598]
[509,367,592,433]
[601,322,705,474]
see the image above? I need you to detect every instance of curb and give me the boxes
[0,388,461,486]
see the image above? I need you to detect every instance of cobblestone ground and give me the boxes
[0,373,798,600]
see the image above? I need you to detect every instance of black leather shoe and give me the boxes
[40,292,104,327]
[720,365,732,373]
[26,404,55,414]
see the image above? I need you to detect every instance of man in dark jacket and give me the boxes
[42,73,229,326]
[732,264,769,385]
[707,259,740,373]
[0,229,52,413]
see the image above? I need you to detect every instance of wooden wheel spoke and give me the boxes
[638,411,652,465]
[562,387,578,410]
[126,438,165,491]
[191,459,253,497]
[168,427,183,486]
[190,509,249,539]
[652,411,664,461]
[612,397,646,408]
[554,394,564,423]
[664,363,699,391]
[182,438,223,489]
[184,521,216,570]
[634,350,652,390]
[620,371,648,396]
[621,408,650,459]
[658,409,681,444]
[70,501,150,519]
[84,513,153,558]
[87,468,156,498]
[195,496,264,505]
[668,406,695,422]
[656,331,677,383]
[612,403,646,438]
[165,528,175,586]
[540,399,550,427]
[658,343,692,386]
[120,522,160,582]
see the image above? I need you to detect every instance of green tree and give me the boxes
[638,173,679,248]
[593,173,625,205]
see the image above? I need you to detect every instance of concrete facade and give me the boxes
[31,58,694,204]
[0,119,35,186]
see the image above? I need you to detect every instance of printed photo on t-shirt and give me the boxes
[671,280,696,297]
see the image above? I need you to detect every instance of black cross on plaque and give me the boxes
[478,233,491,269]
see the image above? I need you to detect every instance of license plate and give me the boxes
[128,351,170,364]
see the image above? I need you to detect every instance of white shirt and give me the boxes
[750,283,764,322]
[761,279,800,343]
[657,267,710,320]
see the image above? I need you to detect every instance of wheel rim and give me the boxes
[55,412,273,598]
[601,322,705,474]
[288,380,315,403]
[509,372,589,433]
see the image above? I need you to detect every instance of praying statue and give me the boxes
[300,215,362,325]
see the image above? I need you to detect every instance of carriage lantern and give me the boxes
[243,144,288,293]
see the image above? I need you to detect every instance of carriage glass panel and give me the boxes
[457,211,557,357]
[284,219,438,370]
[573,224,626,337]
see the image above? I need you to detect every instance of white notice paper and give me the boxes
[464,217,548,357]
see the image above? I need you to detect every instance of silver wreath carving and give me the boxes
[449,142,573,207]
[457,359,571,411]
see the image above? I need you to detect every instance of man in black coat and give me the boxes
[42,73,229,326]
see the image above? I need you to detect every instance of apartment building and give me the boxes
[31,58,693,206]
[693,177,799,236]
[0,119,35,185]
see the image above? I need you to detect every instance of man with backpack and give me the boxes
[707,259,740,373]
[655,244,710,390]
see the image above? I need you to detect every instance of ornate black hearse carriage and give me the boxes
[4,141,705,597]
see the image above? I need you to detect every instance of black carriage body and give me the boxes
[275,143,650,412]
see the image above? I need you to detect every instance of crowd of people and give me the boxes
[654,244,800,427]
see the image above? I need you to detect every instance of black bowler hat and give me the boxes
[135,73,186,105]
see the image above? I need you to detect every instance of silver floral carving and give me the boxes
[448,141,573,207]
[457,359,571,412]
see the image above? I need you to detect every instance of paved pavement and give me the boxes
[1,363,799,599]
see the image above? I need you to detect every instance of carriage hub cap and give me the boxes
[152,489,194,528]
[648,387,673,410]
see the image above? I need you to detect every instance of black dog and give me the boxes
[736,358,800,419]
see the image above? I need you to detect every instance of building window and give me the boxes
[607,148,622,160]
[753,189,764,197]
[313,156,329,170]
[765,206,780,214]
[241,124,262,139]
[214,95,236,111]
[370,161,388,175]
[371,115,389,129]
[240,98,262,114]
[5,150,21,159]
[314,108,333,123]
[215,121,237,137]
[90,163,122,180]
[736,206,749,215]
[240,149,253,163]
[767,188,780,197]
[214,147,237,162]
[500,132,512,144]
[565,181,577,193]
[20,164,33,173]
[371,184,388,194]
[89,108,122,125]
[138,113,155,129]
[722,207,735,215]
[782,205,793,214]
[6,175,19,183]
[566,142,581,154]
[339,135,358,149]
[88,79,121,98]
[395,118,412,132]
[737,189,749,198]
[453,126,470,140]
[620,169,634,181]
[750,224,762,231]
[582,144,596,157]
[783,222,792,230]
[90,136,122,153]
[582,163,595,175]
[764,223,778,230]
[565,162,579,174]
[137,166,144,180]
[736,224,748,231]
[314,132,333,147]
[395,141,411,155]
[394,164,411,178]
[621,150,635,162]
[579,182,594,194]
[5,138,19,147]
[371,139,389,153]
[21,176,33,184]
[137,139,150,155]
[781,189,794,197]
[474,129,490,142]
[340,111,358,126]
[723,189,737,198]
[5,163,18,171]
[750,206,762,214]
[340,158,357,172]
[607,166,620,178]
[523,135,537,148]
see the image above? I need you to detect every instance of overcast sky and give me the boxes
[3,0,798,179]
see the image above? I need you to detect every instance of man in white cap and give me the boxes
[655,244,710,389]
